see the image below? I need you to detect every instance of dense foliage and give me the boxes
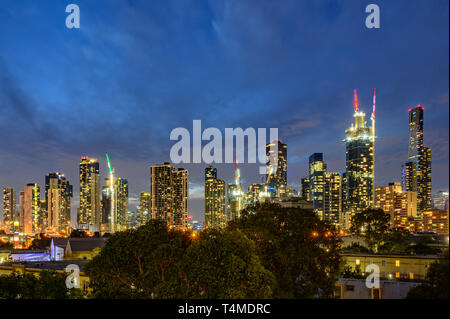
[0,270,80,299]
[228,203,342,298]
[407,250,449,299]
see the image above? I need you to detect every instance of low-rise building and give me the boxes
[50,238,106,260]
[0,260,90,292]
[340,252,443,281]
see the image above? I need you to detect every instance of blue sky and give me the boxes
[0,0,448,224]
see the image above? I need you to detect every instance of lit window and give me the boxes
[395,260,400,267]
[356,259,361,266]
[410,273,414,280]
[395,272,400,278]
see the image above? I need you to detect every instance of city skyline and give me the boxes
[0,0,448,224]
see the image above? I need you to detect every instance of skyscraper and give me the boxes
[2,188,16,229]
[151,163,188,229]
[309,153,326,218]
[79,156,101,231]
[22,183,41,234]
[116,177,129,231]
[46,172,73,232]
[301,178,311,201]
[205,165,217,181]
[172,168,188,229]
[19,191,24,232]
[403,106,432,214]
[266,140,287,196]
[204,166,226,228]
[139,192,151,225]
[101,186,112,231]
[308,153,342,226]
[324,172,342,227]
[103,176,129,232]
[343,90,375,229]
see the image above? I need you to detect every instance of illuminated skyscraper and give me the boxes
[309,153,326,218]
[172,169,188,229]
[324,172,342,227]
[432,190,449,210]
[308,153,341,226]
[101,186,111,231]
[204,166,226,228]
[79,156,101,231]
[205,165,217,181]
[301,178,311,201]
[46,172,73,232]
[343,90,375,229]
[22,183,41,234]
[403,106,432,214]
[116,178,129,231]
[19,191,24,232]
[103,176,129,232]
[246,183,270,207]
[139,192,151,225]
[151,163,188,229]
[2,188,16,229]
[266,141,287,196]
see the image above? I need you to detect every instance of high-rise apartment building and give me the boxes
[204,166,226,228]
[139,192,151,225]
[2,188,16,228]
[172,169,188,229]
[374,182,417,228]
[151,163,188,229]
[432,190,449,210]
[266,141,287,196]
[22,183,41,234]
[308,153,341,226]
[343,90,375,228]
[301,178,311,201]
[79,156,101,231]
[46,173,73,232]
[103,176,128,232]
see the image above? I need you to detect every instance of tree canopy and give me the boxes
[228,203,341,298]
[407,250,449,299]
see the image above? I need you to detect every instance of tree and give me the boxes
[180,228,275,298]
[350,209,390,252]
[228,203,341,298]
[29,238,51,250]
[69,229,90,238]
[379,228,411,254]
[0,241,13,250]
[0,270,72,299]
[340,265,365,279]
[407,250,449,299]
[84,220,191,298]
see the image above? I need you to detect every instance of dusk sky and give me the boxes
[0,0,448,224]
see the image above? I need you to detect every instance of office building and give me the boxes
[139,192,151,225]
